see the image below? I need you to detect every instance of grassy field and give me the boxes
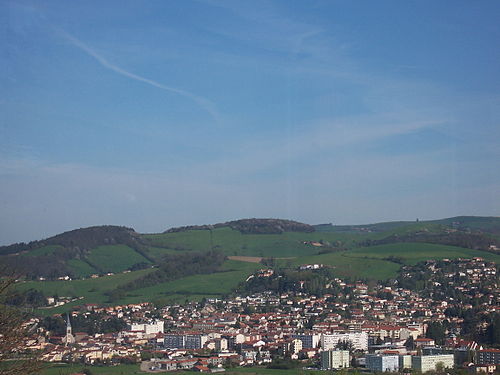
[16,268,155,315]
[86,245,152,273]
[285,242,500,280]
[116,259,262,305]
[67,259,98,278]
[16,260,261,313]
[38,364,323,375]
[143,227,365,258]
[23,245,64,257]
[346,242,500,265]
[143,246,182,261]
[39,363,141,374]
[285,252,401,280]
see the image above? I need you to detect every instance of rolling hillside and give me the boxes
[3,216,500,313]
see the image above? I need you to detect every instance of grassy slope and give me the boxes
[346,242,500,265]
[66,259,98,278]
[16,260,261,313]
[86,245,151,273]
[117,260,262,305]
[143,246,181,261]
[283,242,500,280]
[40,364,316,375]
[22,245,63,257]
[16,268,154,315]
[40,364,141,375]
[315,216,500,234]
[284,252,401,280]
[144,227,365,257]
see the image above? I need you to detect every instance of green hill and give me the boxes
[5,215,500,313]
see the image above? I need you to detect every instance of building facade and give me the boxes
[321,350,350,369]
[366,354,399,372]
[321,332,368,351]
[412,354,454,372]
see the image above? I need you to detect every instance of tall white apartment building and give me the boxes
[321,332,368,351]
[412,354,454,372]
[321,350,350,369]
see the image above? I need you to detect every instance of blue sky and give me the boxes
[1,0,499,244]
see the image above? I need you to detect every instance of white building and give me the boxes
[366,354,399,372]
[321,332,368,351]
[130,320,164,335]
[412,354,454,372]
[399,355,412,370]
[321,350,350,369]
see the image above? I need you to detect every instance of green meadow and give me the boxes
[86,245,152,273]
[16,260,261,313]
[143,227,365,258]
[114,259,262,305]
[17,268,154,315]
[346,242,500,265]
[285,252,401,281]
[39,363,141,375]
[38,364,325,375]
[22,245,64,257]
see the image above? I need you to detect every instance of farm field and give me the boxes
[286,252,401,280]
[40,363,141,375]
[143,227,365,258]
[16,260,261,313]
[39,364,324,375]
[86,245,152,273]
[117,259,262,305]
[16,268,155,315]
[22,245,64,257]
[143,246,182,261]
[67,258,98,278]
[346,242,500,265]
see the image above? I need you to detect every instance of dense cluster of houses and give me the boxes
[21,257,499,373]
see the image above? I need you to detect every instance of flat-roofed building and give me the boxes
[321,350,350,369]
[321,332,368,351]
[477,349,500,365]
[412,354,454,372]
[366,354,399,372]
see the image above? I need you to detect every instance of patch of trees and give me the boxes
[484,314,500,347]
[266,358,302,369]
[241,268,334,296]
[165,218,315,234]
[4,288,46,308]
[40,313,127,336]
[0,278,43,374]
[1,254,74,280]
[426,321,447,345]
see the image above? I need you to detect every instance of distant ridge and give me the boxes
[164,218,315,234]
[0,225,140,256]
[0,215,499,281]
[314,216,500,234]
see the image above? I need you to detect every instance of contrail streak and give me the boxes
[58,29,219,122]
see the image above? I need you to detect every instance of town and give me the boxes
[19,257,500,374]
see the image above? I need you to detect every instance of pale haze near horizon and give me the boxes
[1,0,499,245]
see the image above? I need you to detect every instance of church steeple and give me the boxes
[66,313,72,335]
[64,313,75,346]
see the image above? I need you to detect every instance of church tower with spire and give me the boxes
[64,313,75,345]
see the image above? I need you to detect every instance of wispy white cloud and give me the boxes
[56,28,220,123]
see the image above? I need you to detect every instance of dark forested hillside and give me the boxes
[0,226,141,256]
[165,218,315,234]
